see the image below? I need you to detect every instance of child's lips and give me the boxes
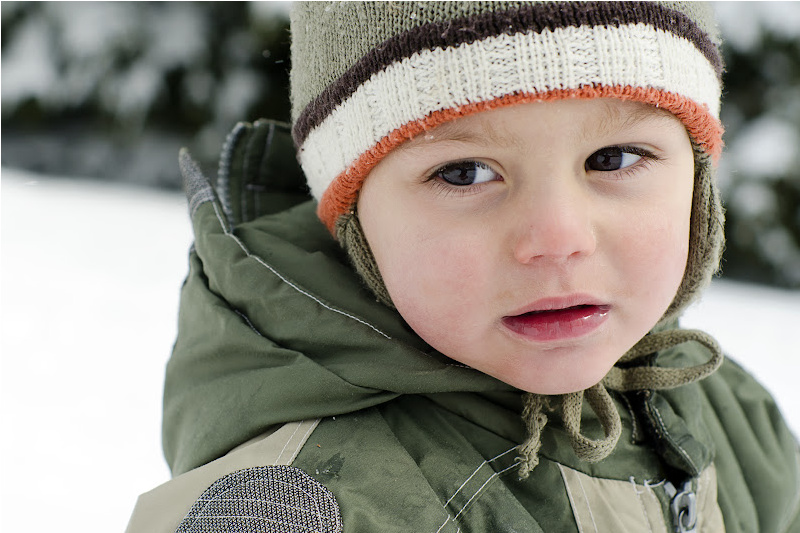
[502,303,611,342]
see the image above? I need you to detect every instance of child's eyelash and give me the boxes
[621,146,656,157]
[612,162,654,180]
[621,146,661,163]
[423,160,499,197]
[426,178,489,198]
[589,146,662,180]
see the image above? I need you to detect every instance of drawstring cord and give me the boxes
[517,329,723,479]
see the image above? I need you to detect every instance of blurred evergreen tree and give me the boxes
[1,1,291,187]
[715,3,800,288]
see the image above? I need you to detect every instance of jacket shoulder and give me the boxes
[699,356,800,532]
[126,420,325,533]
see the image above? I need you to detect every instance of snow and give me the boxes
[1,167,799,531]
[1,169,187,531]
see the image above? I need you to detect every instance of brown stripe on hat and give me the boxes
[292,0,723,147]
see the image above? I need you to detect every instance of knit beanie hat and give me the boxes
[290,0,725,323]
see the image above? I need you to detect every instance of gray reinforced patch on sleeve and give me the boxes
[175,466,343,533]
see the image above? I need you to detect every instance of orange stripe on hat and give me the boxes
[317,85,724,233]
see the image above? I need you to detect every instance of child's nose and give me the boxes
[510,180,597,265]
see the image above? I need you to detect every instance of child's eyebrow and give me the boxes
[400,101,679,153]
[581,101,679,143]
[402,119,526,152]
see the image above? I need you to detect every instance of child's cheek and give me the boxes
[382,227,493,352]
[390,230,486,311]
[615,203,691,311]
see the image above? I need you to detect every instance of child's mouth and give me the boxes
[502,304,611,342]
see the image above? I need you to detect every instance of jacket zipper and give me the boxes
[664,479,698,532]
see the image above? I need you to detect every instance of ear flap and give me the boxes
[661,143,725,326]
[336,210,394,308]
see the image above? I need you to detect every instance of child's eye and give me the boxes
[431,161,499,186]
[585,147,649,172]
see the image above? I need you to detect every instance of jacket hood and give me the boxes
[164,121,512,475]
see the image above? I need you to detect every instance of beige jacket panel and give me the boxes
[125,419,320,533]
[559,463,724,533]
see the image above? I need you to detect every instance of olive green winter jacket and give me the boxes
[127,120,800,533]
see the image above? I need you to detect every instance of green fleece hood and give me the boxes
[164,121,513,476]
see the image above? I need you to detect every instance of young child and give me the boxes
[127,2,800,532]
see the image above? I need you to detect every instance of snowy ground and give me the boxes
[1,167,799,532]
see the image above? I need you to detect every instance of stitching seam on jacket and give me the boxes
[234,309,265,337]
[619,394,641,442]
[209,200,392,340]
[651,405,699,474]
[558,463,586,533]
[574,471,599,533]
[453,462,519,521]
[435,447,519,532]
[217,122,249,227]
[630,478,654,533]
[288,422,319,464]
[443,447,517,507]
[434,512,456,533]
[275,422,305,464]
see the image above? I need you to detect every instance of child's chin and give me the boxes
[510,367,612,396]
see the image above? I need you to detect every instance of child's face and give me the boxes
[357,99,695,394]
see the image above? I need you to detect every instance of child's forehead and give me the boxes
[401,99,678,151]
